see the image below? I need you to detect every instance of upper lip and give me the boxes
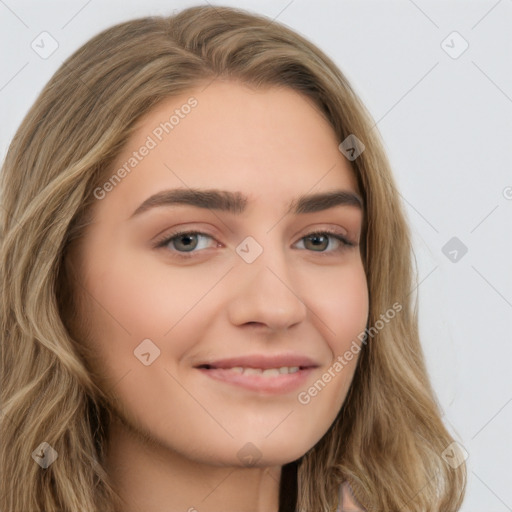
[195,354,320,370]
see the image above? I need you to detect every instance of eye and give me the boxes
[294,230,355,253]
[154,230,218,257]
[153,228,356,260]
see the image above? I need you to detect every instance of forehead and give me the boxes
[96,80,359,217]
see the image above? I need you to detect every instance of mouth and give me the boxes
[198,364,305,374]
[194,355,319,394]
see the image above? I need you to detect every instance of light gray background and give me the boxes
[1,1,511,510]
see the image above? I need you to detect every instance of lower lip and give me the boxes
[197,367,316,394]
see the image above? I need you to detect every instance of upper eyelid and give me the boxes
[154,220,353,240]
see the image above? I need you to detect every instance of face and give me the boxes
[71,80,368,468]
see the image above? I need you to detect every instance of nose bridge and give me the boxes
[226,231,307,330]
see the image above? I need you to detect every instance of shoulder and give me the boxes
[338,481,367,512]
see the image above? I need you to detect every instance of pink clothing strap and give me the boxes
[337,481,367,512]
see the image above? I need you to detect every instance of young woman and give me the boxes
[0,5,466,511]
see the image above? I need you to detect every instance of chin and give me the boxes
[183,435,318,469]
[236,435,321,468]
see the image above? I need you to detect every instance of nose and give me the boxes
[226,244,308,332]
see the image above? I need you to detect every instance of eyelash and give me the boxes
[153,228,356,260]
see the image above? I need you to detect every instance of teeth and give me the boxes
[243,368,263,375]
[222,366,301,376]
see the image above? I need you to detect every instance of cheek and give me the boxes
[80,250,219,355]
[302,262,368,400]
[308,260,369,351]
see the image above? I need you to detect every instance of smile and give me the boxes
[198,365,301,375]
[196,359,318,393]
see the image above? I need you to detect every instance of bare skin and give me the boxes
[71,80,368,512]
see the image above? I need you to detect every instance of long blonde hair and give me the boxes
[0,5,465,511]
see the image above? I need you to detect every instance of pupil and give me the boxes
[308,234,327,250]
[177,234,196,251]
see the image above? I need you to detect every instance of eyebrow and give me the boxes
[129,188,363,219]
